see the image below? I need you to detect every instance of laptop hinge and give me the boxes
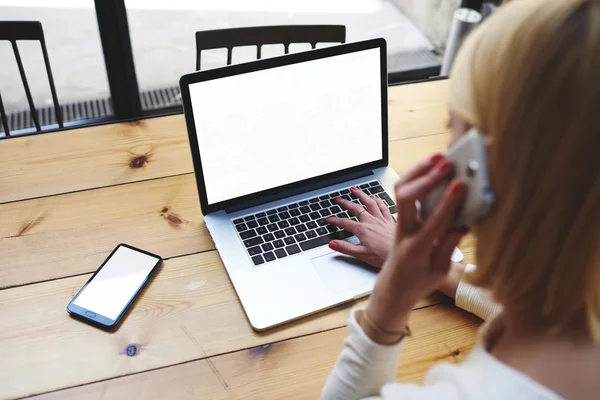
[225,169,374,214]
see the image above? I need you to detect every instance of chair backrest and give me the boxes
[0,21,63,136]
[195,25,346,71]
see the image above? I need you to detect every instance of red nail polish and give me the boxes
[351,186,358,190]
[437,159,452,173]
[430,153,443,163]
[329,241,339,250]
[336,196,342,202]
[450,180,464,193]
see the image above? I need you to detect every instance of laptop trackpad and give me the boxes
[311,253,378,300]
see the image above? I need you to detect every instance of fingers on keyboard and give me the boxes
[236,181,393,264]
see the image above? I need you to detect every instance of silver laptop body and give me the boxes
[180,39,456,330]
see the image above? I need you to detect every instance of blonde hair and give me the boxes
[450,0,600,340]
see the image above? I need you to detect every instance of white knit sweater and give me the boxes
[321,266,563,400]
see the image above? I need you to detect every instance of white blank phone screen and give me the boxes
[189,47,383,205]
[73,246,159,320]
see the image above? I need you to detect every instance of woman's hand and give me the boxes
[439,261,467,299]
[325,153,447,268]
[361,156,466,344]
[325,186,396,267]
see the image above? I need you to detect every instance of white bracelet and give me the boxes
[362,310,412,339]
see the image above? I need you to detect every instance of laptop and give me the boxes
[180,39,463,330]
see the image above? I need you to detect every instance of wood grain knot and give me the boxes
[129,155,148,169]
[167,214,182,226]
[127,120,143,127]
[125,344,139,357]
[11,212,46,238]
[160,207,183,227]
[249,343,273,359]
[453,350,460,356]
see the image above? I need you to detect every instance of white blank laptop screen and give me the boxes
[189,47,383,205]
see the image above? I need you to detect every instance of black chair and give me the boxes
[0,21,63,136]
[195,25,346,70]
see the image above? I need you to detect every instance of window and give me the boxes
[0,0,112,135]
[125,0,436,114]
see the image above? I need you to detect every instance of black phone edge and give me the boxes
[66,243,163,330]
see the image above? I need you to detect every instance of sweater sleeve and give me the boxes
[320,309,406,400]
[321,265,502,399]
[455,264,502,321]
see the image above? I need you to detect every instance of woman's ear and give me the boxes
[448,110,472,148]
[484,134,494,152]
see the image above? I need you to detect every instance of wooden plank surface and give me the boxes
[0,116,192,204]
[387,79,449,142]
[35,304,480,400]
[0,79,472,400]
[0,80,450,204]
[0,131,460,288]
[0,250,449,399]
[0,174,208,288]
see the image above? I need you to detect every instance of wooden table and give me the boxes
[0,79,481,400]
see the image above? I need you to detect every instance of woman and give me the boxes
[321,0,600,398]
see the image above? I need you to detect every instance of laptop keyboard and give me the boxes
[232,181,397,266]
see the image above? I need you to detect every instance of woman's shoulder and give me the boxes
[377,340,563,400]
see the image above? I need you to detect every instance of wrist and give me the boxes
[357,309,410,345]
[438,262,466,299]
[365,289,414,338]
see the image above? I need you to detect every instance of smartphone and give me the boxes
[421,128,495,228]
[67,244,162,329]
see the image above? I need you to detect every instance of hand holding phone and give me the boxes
[421,129,495,228]
[67,244,162,329]
[363,155,469,344]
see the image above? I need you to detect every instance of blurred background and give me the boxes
[0,0,470,135]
